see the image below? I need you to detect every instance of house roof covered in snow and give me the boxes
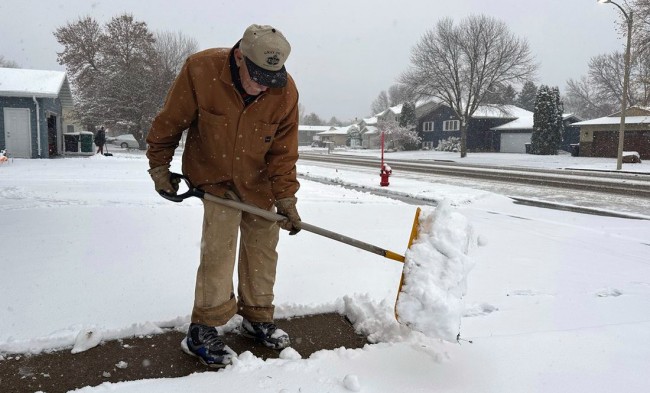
[0,67,73,107]
[472,105,533,119]
[318,125,355,135]
[383,104,403,116]
[571,116,650,126]
[298,125,331,132]
[360,116,378,125]
[361,126,379,134]
[491,113,583,131]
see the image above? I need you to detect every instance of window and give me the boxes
[422,121,434,132]
[443,120,460,131]
[422,141,434,149]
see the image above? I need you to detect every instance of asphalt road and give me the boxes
[298,153,650,218]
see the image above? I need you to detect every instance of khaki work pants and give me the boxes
[191,198,280,326]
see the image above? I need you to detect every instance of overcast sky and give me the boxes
[0,0,629,121]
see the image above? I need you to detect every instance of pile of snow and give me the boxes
[396,200,480,342]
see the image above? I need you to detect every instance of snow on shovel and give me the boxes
[161,174,477,342]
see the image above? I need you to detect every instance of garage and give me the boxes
[0,68,73,158]
[500,132,532,153]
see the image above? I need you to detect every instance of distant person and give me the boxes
[146,24,301,368]
[94,127,106,155]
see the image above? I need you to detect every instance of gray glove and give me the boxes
[275,197,301,235]
[148,165,179,195]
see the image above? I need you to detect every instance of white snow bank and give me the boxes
[396,200,479,342]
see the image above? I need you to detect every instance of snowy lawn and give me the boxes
[1,151,649,392]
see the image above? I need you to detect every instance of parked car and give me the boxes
[111,134,139,149]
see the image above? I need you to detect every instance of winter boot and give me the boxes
[240,318,291,349]
[181,323,235,368]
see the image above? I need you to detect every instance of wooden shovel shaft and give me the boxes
[202,193,405,262]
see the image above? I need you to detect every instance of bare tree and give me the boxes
[153,31,198,93]
[564,50,649,119]
[370,90,390,115]
[564,76,617,119]
[631,0,650,55]
[0,55,20,68]
[400,15,537,157]
[298,103,306,123]
[387,83,413,106]
[54,16,103,93]
[55,14,166,146]
[151,31,199,124]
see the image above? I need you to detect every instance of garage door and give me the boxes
[3,108,32,158]
[500,133,531,153]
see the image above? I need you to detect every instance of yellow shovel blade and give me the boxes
[394,207,422,320]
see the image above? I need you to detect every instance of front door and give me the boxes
[48,114,58,156]
[3,108,32,158]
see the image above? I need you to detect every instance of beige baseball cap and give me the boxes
[239,24,291,88]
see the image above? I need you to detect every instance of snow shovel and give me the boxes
[160,174,420,264]
[103,143,113,157]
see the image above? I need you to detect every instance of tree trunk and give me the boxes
[460,123,468,158]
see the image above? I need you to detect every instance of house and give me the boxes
[570,106,650,159]
[361,126,380,149]
[416,104,533,151]
[298,125,330,146]
[357,101,438,150]
[317,125,354,147]
[0,67,73,158]
[491,113,583,153]
[377,104,403,123]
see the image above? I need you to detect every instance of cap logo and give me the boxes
[266,54,280,66]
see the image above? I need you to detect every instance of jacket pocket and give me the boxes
[198,107,229,145]
[198,108,228,130]
[252,122,279,154]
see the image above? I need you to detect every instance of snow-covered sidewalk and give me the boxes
[1,152,649,392]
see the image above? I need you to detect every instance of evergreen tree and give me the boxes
[302,112,324,126]
[327,116,343,126]
[398,102,419,150]
[531,85,564,155]
[399,102,416,128]
[517,81,538,111]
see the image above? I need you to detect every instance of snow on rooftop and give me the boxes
[472,105,533,119]
[0,67,68,98]
[490,116,534,130]
[572,116,650,126]
[298,125,331,132]
[318,126,353,135]
[362,116,378,125]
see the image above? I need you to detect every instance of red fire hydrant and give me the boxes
[379,130,392,186]
[380,163,392,186]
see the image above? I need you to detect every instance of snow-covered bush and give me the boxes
[434,137,461,152]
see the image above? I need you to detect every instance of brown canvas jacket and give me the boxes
[146,48,300,210]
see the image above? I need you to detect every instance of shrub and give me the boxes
[434,137,461,152]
